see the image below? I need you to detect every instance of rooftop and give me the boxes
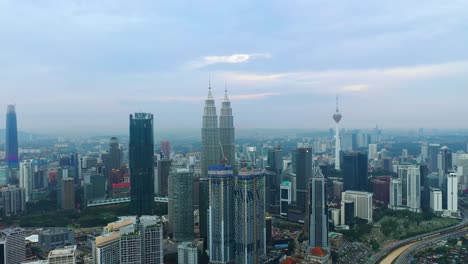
[49,245,77,257]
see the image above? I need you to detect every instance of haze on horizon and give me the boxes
[1,1,468,135]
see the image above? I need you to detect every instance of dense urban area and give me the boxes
[1,92,468,264]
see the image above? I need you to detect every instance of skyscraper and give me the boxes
[342,152,368,192]
[309,168,328,250]
[168,168,194,242]
[5,105,19,179]
[400,165,421,212]
[19,160,33,202]
[0,227,26,264]
[201,85,220,240]
[439,146,452,176]
[129,113,155,216]
[208,165,234,263]
[427,144,441,172]
[295,147,312,211]
[234,168,266,264]
[266,147,283,214]
[160,141,170,158]
[333,97,342,171]
[447,172,458,212]
[219,88,235,168]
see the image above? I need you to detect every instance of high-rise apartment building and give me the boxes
[234,168,266,264]
[168,168,194,242]
[0,185,25,216]
[129,113,155,216]
[5,105,19,173]
[389,178,402,209]
[447,172,458,212]
[219,89,235,169]
[19,160,33,202]
[309,168,328,250]
[399,165,421,212]
[93,232,120,264]
[0,227,26,264]
[368,144,378,160]
[342,152,368,191]
[430,188,443,212]
[295,147,312,211]
[208,165,234,263]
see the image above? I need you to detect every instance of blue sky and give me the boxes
[1,0,468,135]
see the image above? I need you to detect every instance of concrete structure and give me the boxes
[92,216,163,264]
[280,181,292,216]
[39,228,75,251]
[178,242,198,264]
[208,165,234,263]
[234,168,266,264]
[168,168,194,242]
[129,113,155,216]
[0,227,26,264]
[341,191,373,223]
[309,168,328,250]
[0,185,26,216]
[430,188,443,212]
[447,172,458,212]
[333,96,342,171]
[48,245,77,264]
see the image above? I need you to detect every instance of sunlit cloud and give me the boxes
[340,84,369,92]
[124,92,279,103]
[188,53,271,69]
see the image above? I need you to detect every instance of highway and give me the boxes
[370,205,468,264]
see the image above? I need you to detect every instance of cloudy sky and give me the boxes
[1,0,468,135]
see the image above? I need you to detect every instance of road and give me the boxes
[370,206,468,264]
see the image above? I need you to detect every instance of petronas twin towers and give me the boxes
[201,85,235,178]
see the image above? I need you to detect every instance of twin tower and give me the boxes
[201,85,235,178]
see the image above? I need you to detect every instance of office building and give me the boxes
[0,185,25,216]
[329,209,340,227]
[0,227,26,264]
[178,242,198,264]
[103,137,123,182]
[219,88,236,169]
[309,168,328,249]
[93,232,120,264]
[295,147,312,211]
[332,96,342,170]
[266,147,283,214]
[372,176,391,205]
[160,140,171,158]
[428,144,441,172]
[430,188,443,212]
[399,165,421,212]
[234,168,266,264]
[39,228,75,251]
[129,113,155,216]
[341,191,373,223]
[48,245,77,264]
[5,105,19,172]
[280,181,292,216]
[342,152,368,191]
[168,168,194,242]
[201,85,220,240]
[368,144,378,160]
[332,181,344,199]
[447,172,458,212]
[208,165,234,263]
[439,146,452,176]
[19,160,33,202]
[84,174,107,201]
[61,178,75,210]
[389,178,402,209]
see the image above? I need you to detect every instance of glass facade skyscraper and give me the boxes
[309,168,328,250]
[129,113,154,216]
[343,152,368,192]
[296,147,312,211]
[5,105,19,173]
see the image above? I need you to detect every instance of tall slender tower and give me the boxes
[129,113,154,216]
[309,167,328,249]
[200,83,220,240]
[5,105,19,171]
[219,86,235,168]
[333,97,342,171]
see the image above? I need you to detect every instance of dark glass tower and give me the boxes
[309,168,328,249]
[129,113,155,216]
[343,152,368,191]
[5,105,19,171]
[296,147,312,211]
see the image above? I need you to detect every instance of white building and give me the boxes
[447,173,458,212]
[368,144,378,160]
[0,185,26,216]
[178,242,198,264]
[389,179,402,209]
[19,160,33,202]
[329,209,340,227]
[280,181,292,216]
[402,165,421,212]
[430,188,443,212]
[93,233,120,264]
[48,245,77,264]
[341,191,373,223]
[0,228,26,264]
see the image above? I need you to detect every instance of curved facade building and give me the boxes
[5,105,19,170]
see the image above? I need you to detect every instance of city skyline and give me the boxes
[1,1,468,134]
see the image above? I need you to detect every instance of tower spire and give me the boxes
[223,80,229,101]
[336,95,339,112]
[207,74,213,99]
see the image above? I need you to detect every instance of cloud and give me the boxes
[123,92,279,103]
[188,53,271,68]
[340,84,369,92]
